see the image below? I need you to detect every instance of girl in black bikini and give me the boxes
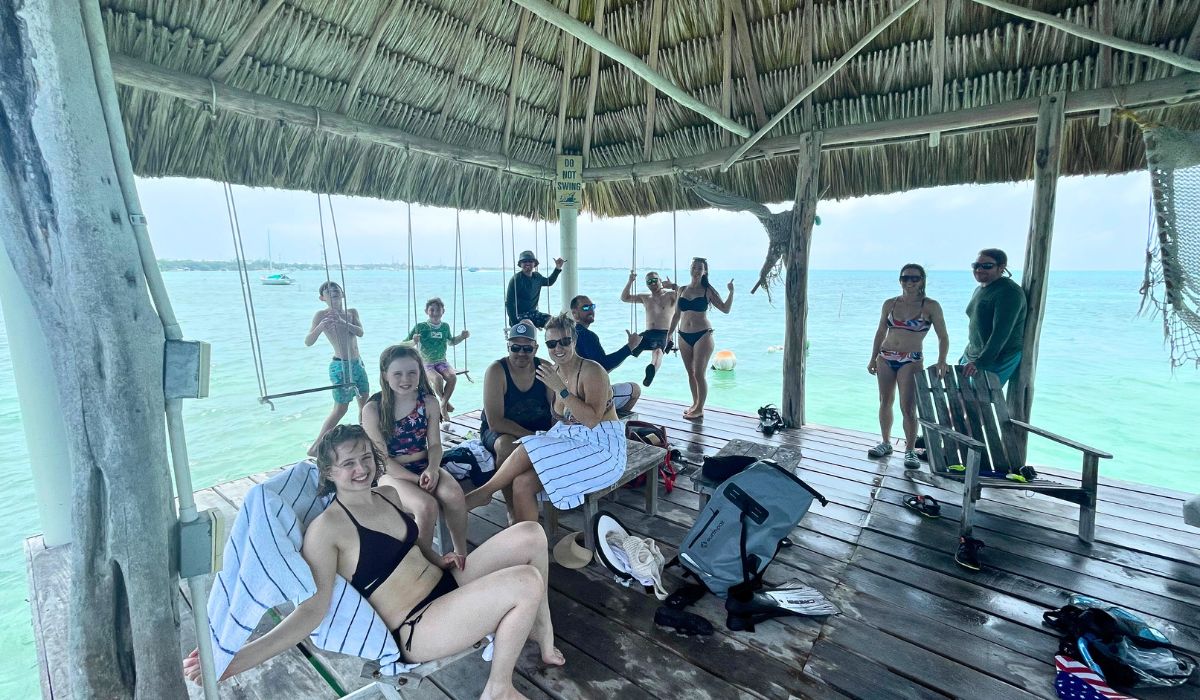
[669,257,734,419]
[363,345,468,559]
[186,424,565,699]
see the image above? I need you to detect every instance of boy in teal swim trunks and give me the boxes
[305,281,368,456]
[405,297,469,416]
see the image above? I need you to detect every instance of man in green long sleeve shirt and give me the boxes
[961,248,1026,387]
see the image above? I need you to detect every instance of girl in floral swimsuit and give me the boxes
[867,264,950,468]
[364,345,469,560]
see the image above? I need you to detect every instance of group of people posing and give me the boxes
[868,248,1027,468]
[189,251,734,698]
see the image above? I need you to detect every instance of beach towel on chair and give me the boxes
[207,460,413,678]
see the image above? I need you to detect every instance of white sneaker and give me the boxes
[867,442,894,459]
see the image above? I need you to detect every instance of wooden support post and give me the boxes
[1096,0,1113,127]
[970,0,1200,74]
[338,0,405,114]
[0,0,185,696]
[581,0,606,163]
[640,0,665,161]
[782,132,822,428]
[720,4,733,147]
[929,0,947,145]
[721,0,921,170]
[1007,93,1065,464]
[210,0,286,81]
[554,0,581,154]
[728,0,769,129]
[503,9,534,156]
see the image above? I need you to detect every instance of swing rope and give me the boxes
[630,214,639,332]
[450,184,471,380]
[543,218,551,311]
[223,182,269,401]
[406,201,418,331]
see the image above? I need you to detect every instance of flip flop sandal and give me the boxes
[664,583,708,610]
[654,606,714,636]
[1006,465,1038,483]
[903,494,941,518]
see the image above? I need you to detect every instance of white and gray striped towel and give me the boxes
[208,460,423,678]
[521,420,628,509]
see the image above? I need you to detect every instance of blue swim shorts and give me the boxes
[329,357,369,404]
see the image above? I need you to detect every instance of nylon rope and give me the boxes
[543,218,551,311]
[630,215,638,332]
[316,193,351,392]
[325,194,349,304]
[406,201,417,331]
[223,182,269,401]
[672,209,678,286]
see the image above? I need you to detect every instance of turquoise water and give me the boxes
[1,267,1197,695]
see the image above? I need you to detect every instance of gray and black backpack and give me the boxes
[678,459,827,598]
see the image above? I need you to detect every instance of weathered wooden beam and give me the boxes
[583,71,1200,181]
[1184,8,1200,67]
[640,0,666,161]
[110,55,553,180]
[728,0,769,128]
[554,0,581,154]
[1,0,185,696]
[928,0,947,145]
[512,0,751,138]
[1006,92,1065,463]
[503,9,534,156]
[720,4,734,147]
[721,0,921,170]
[1095,0,1113,126]
[434,11,485,140]
[782,132,822,428]
[971,0,1200,74]
[337,0,406,114]
[210,0,286,81]
[581,0,606,163]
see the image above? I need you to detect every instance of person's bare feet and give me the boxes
[464,488,491,510]
[480,683,530,700]
[531,622,565,667]
[442,400,455,415]
[540,646,566,668]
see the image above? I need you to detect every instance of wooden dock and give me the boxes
[26,398,1200,698]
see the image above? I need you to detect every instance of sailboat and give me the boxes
[260,229,294,285]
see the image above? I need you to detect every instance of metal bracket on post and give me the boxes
[165,340,211,399]
[179,508,225,578]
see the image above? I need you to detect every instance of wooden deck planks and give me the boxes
[26,398,1200,699]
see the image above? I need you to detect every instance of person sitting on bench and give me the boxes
[570,294,641,413]
[184,424,565,696]
[465,314,628,522]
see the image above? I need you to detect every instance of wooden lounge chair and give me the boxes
[913,366,1112,542]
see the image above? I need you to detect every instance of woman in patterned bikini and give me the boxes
[867,264,950,468]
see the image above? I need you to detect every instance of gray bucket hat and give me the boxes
[518,250,538,265]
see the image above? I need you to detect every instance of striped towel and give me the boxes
[1054,655,1135,700]
[207,460,413,678]
[521,420,628,509]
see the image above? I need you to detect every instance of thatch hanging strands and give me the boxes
[680,173,808,300]
[1135,116,1200,368]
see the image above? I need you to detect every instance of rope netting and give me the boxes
[1138,122,1200,369]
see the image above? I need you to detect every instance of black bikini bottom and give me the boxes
[678,329,713,348]
[392,569,459,661]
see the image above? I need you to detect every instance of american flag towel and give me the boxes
[1054,654,1136,700]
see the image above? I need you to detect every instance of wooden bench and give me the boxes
[544,439,668,551]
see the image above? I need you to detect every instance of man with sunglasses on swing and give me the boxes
[962,248,1027,389]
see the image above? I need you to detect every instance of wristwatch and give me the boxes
[559,388,570,399]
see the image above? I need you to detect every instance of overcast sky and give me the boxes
[137,170,1153,272]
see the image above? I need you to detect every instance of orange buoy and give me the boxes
[711,349,736,371]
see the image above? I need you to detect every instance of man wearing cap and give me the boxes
[479,322,556,473]
[570,295,642,413]
[505,250,565,328]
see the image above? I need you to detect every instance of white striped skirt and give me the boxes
[520,420,628,510]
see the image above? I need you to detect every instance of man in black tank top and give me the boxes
[479,323,556,466]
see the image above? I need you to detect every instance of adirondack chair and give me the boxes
[913,366,1112,542]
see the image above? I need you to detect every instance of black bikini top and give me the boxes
[335,492,418,597]
[678,295,709,313]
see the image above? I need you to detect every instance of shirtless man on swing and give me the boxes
[620,270,678,386]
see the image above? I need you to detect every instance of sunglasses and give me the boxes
[971,262,997,270]
[508,344,535,353]
[646,279,660,285]
[899,275,923,283]
[580,304,596,312]
[545,337,574,349]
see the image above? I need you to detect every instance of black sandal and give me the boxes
[654,606,714,636]
[664,583,707,610]
[903,494,941,518]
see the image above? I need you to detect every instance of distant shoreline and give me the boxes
[156,260,624,272]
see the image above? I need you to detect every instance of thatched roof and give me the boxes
[103,0,1200,218]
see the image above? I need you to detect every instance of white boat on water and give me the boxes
[260,273,294,285]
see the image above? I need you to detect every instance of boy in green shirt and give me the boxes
[406,297,469,415]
